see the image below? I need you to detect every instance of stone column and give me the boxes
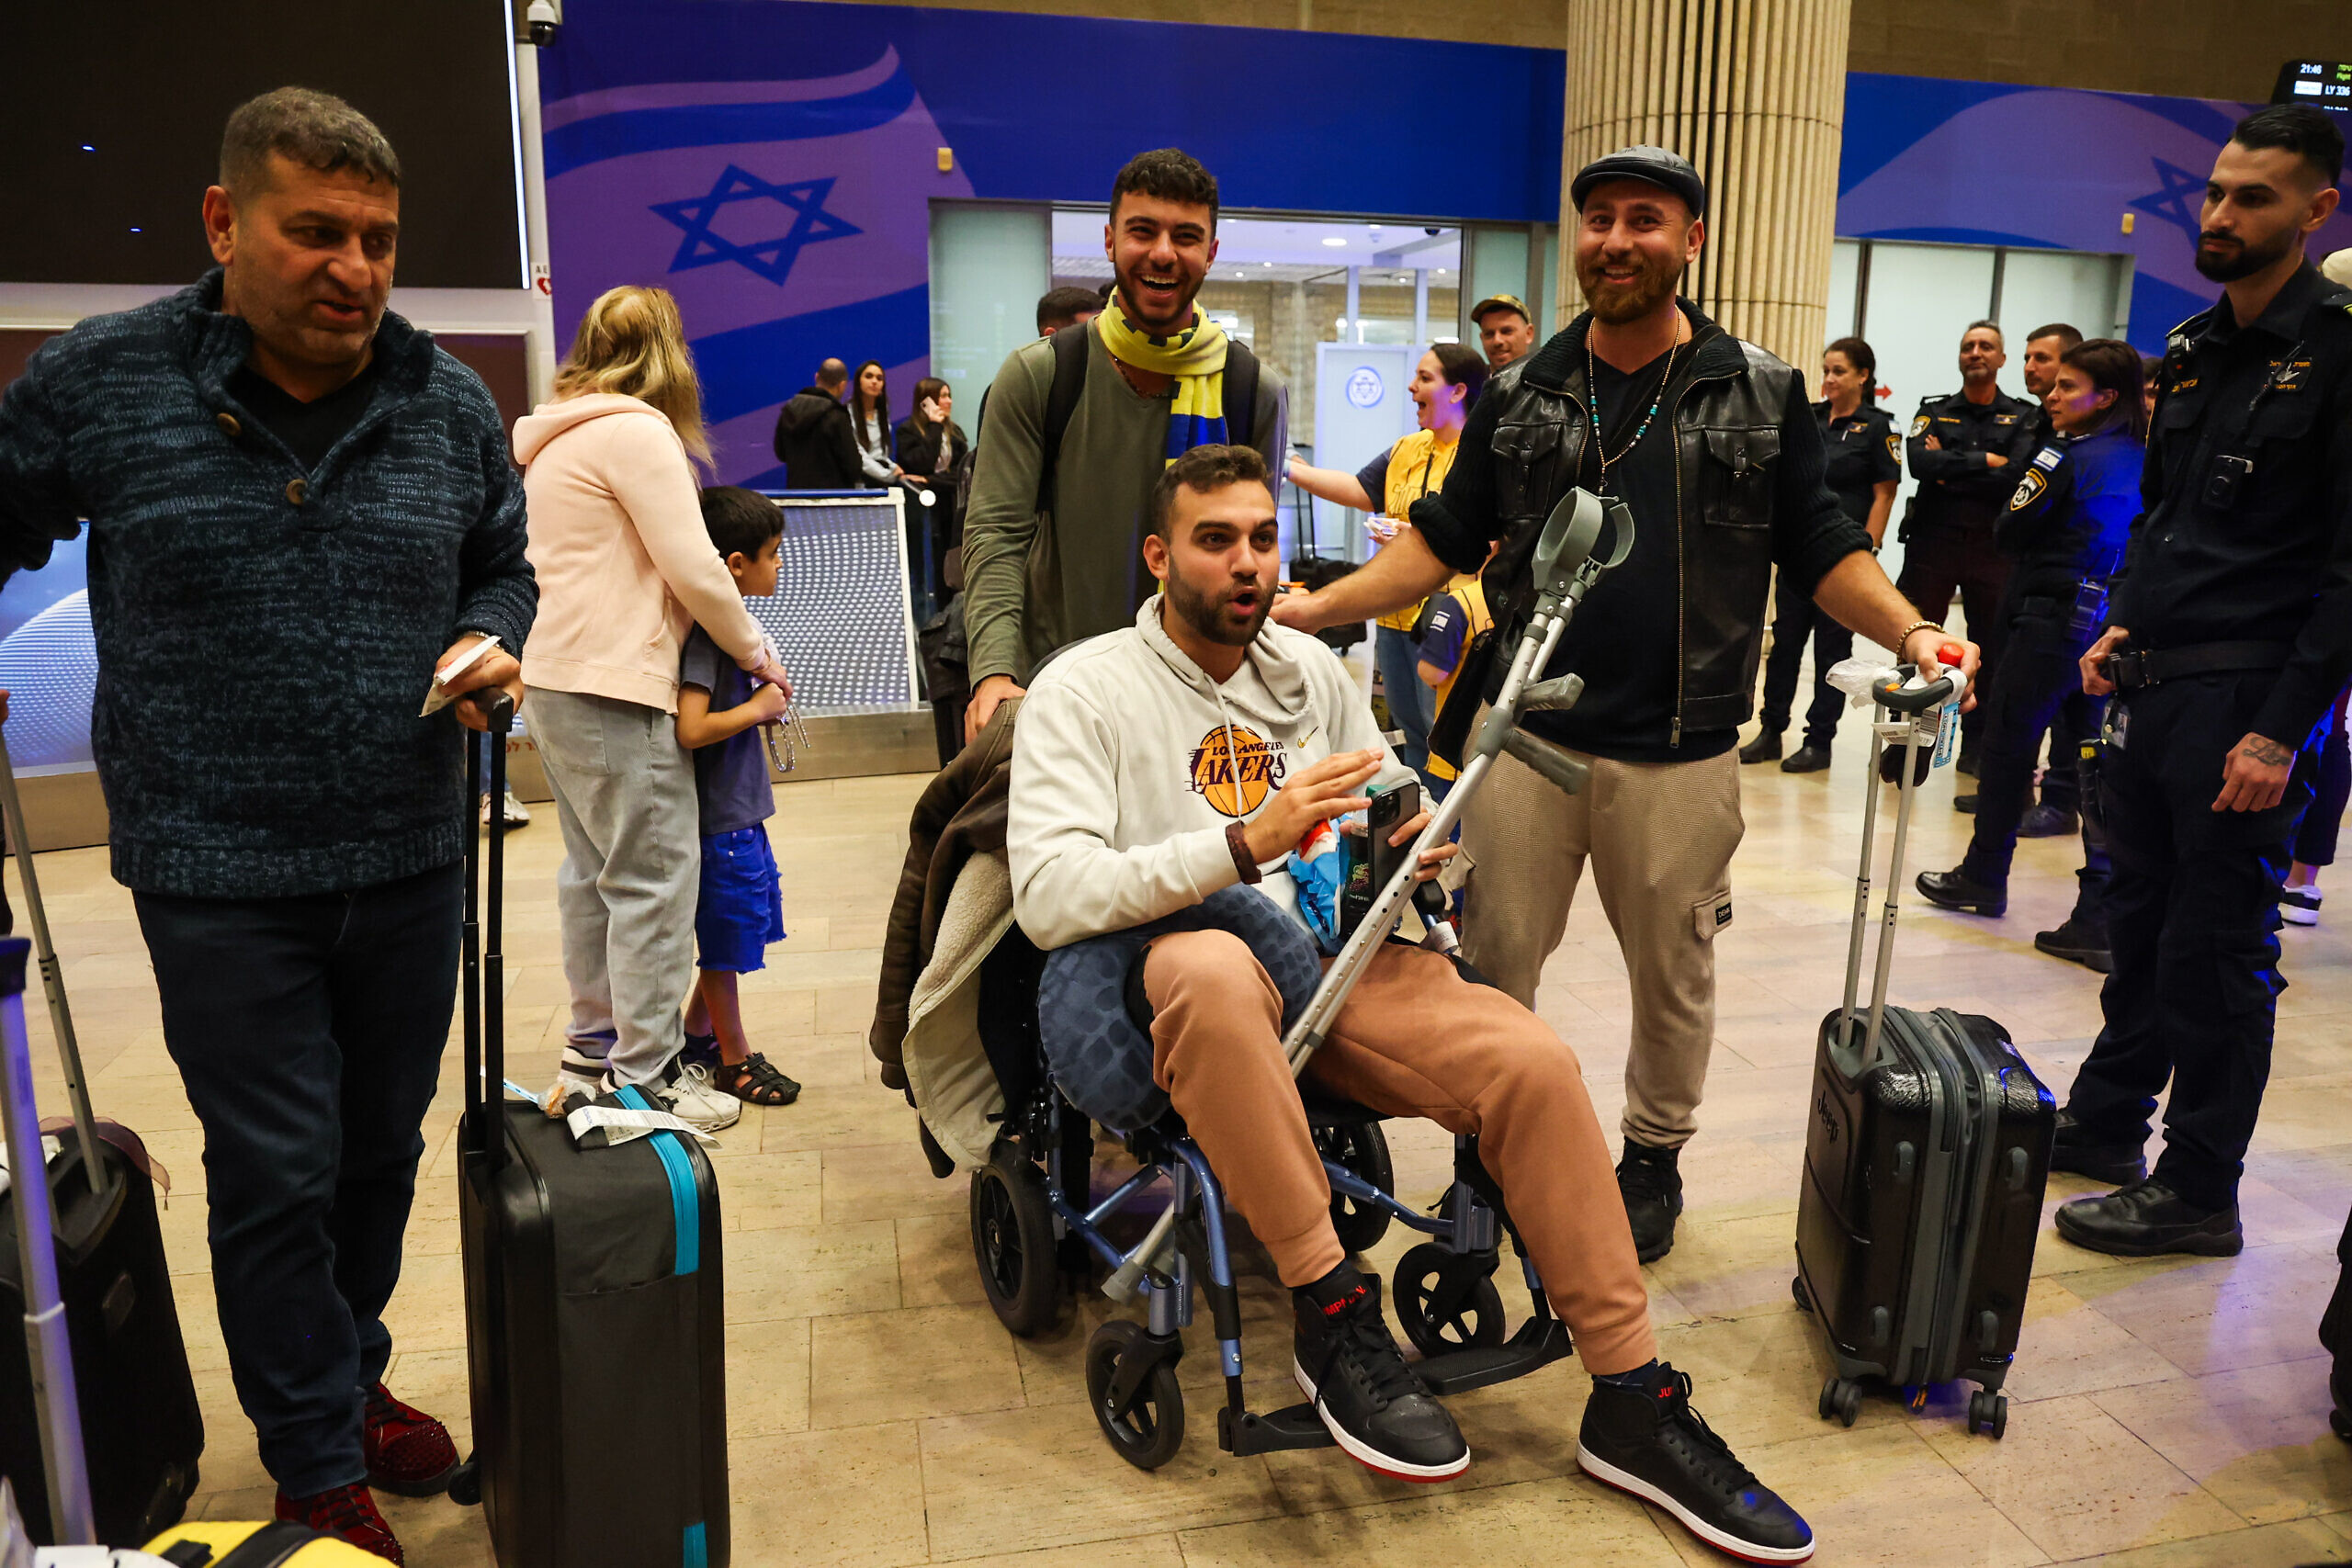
[1558,0,1849,377]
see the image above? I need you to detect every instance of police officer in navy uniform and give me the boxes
[2051,105,2352,1258]
[1917,338,2149,974]
[1740,335,1901,771]
[1899,322,2042,768]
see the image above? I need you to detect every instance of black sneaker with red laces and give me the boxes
[363,1382,459,1496]
[1292,1263,1469,1481]
[277,1481,403,1563]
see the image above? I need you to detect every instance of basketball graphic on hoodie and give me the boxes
[1188,724,1287,818]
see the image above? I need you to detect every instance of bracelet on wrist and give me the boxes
[1226,821,1264,885]
[1894,619,1944,653]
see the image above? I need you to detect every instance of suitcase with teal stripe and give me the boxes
[448,699,729,1566]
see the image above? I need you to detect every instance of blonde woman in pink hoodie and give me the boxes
[513,286,790,1130]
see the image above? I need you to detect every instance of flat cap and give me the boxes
[1570,145,1707,220]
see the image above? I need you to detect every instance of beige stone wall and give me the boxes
[1558,0,1850,378]
[813,0,1566,51]
[1848,0,2352,100]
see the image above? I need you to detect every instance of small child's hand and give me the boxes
[745,683,790,724]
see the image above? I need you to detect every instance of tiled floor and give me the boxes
[16,725,2352,1565]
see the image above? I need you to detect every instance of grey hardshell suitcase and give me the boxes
[1792,665,2056,1439]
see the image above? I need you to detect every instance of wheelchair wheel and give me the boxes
[1393,1242,1506,1359]
[971,1148,1059,1337]
[1316,1120,1395,1254]
[1084,1321,1185,1470]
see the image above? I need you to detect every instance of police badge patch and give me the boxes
[2009,469,2047,511]
[1910,414,1929,437]
[1885,433,1900,462]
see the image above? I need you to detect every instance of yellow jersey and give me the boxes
[1419,573,1491,781]
[1373,428,1463,631]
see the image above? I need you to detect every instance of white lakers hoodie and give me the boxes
[1009,598,1409,951]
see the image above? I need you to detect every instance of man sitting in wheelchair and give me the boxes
[1007,444,1814,1564]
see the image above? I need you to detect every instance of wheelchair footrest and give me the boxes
[1219,1401,1337,1456]
[1417,1315,1575,1396]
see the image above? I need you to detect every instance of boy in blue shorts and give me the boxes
[676,485,802,1106]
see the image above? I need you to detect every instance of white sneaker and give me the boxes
[547,1044,607,1110]
[503,791,532,826]
[605,1062,741,1134]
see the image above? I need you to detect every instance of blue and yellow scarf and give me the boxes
[1099,290,1231,462]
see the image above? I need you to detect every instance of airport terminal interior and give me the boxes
[5,0,2352,1564]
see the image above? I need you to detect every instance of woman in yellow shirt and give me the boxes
[1286,343,1487,784]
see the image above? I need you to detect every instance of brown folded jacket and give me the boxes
[868,698,1021,1089]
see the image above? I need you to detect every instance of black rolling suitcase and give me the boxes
[2324,1202,2351,1440]
[1792,664,2056,1440]
[0,736,201,1544]
[447,701,730,1567]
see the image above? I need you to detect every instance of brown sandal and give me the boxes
[715,1053,800,1106]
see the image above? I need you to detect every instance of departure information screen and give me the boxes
[2274,60,2352,111]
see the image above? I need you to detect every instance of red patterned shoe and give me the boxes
[362,1382,459,1497]
[277,1481,403,1563]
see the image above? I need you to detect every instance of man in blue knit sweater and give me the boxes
[0,90,534,1561]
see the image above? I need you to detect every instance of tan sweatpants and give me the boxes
[1142,931,1658,1377]
[1459,744,1744,1150]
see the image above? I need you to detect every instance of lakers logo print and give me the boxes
[1189,725,1288,818]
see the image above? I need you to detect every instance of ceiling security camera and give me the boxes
[526,0,561,46]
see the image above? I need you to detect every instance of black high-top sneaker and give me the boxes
[1293,1263,1469,1481]
[1578,1362,1815,1563]
[1617,1139,1683,1263]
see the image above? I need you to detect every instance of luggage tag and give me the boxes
[1929,693,1957,770]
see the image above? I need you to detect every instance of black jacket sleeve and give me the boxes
[2253,370,2352,745]
[831,404,861,488]
[1772,376,1872,597]
[1408,388,1505,574]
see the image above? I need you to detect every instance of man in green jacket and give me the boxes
[959,147,1285,742]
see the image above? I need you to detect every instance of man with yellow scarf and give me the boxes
[961,149,1286,742]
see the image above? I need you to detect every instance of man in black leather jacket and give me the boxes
[1273,146,1978,1262]
[772,358,863,489]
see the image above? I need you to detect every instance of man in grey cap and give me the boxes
[1472,293,1536,368]
[1276,144,1976,1263]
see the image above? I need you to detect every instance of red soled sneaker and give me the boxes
[277,1481,403,1563]
[362,1382,460,1497]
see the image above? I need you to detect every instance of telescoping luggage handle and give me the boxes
[0,940,96,1544]
[0,733,108,1202]
[1837,665,1962,1072]
[462,694,516,1171]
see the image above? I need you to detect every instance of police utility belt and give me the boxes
[2100,641,2294,693]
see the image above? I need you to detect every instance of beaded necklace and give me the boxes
[1587,321,1685,491]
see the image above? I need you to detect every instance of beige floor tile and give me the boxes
[2053,1517,2352,1566]
[756,1083,925,1153]
[379,1251,469,1355]
[1657,1423,2048,1568]
[2089,1359,2352,1525]
[899,1211,990,1308]
[2003,1276,2187,1404]
[727,1220,902,1322]
[1641,1207,1811,1321]
[1920,1393,2242,1561]
[917,1401,1284,1561]
[2052,1244,2341,1377]
[2323,1509,2352,1544]
[1181,1475,1685,1567]
[809,1302,1026,1428]
[1652,1307,1917,1450]
[712,1147,825,1231]
[825,1138,970,1224]
[731,1422,930,1568]
[927,1539,1185,1568]
[728,1314,812,1438]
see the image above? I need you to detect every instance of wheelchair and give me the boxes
[964,923,1574,1470]
[960,485,1638,1471]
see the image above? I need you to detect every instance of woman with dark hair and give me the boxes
[1918,338,2148,970]
[1284,342,1488,790]
[894,377,968,489]
[849,358,900,486]
[1742,336,1901,772]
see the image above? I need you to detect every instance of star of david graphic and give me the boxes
[2129,158,2208,239]
[649,166,861,286]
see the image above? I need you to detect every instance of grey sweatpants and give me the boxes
[526,686,700,1087]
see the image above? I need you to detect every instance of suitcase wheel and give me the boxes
[1967,1388,2009,1439]
[447,1458,481,1507]
[1819,1376,1861,1427]
[1791,1275,1812,1314]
